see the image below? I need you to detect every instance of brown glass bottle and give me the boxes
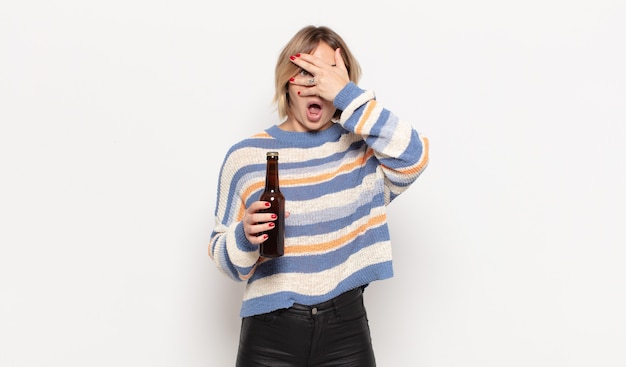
[258,151,285,258]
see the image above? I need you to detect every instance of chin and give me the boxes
[306,122,331,132]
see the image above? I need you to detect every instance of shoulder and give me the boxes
[220,130,276,172]
[227,131,274,153]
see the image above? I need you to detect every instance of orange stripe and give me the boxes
[384,136,430,175]
[238,268,256,280]
[236,196,248,221]
[208,238,256,279]
[355,100,377,134]
[235,137,427,220]
[238,149,375,214]
[411,136,430,174]
[237,257,268,280]
[283,148,374,186]
[285,213,387,254]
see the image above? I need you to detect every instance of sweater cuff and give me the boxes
[235,221,258,253]
[333,82,364,111]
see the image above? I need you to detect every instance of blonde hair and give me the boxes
[273,25,362,120]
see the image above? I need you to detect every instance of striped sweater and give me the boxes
[209,82,429,317]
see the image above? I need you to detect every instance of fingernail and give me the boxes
[268,222,275,227]
[263,234,268,239]
[290,55,296,60]
[271,214,277,219]
[265,202,270,207]
[295,53,301,57]
[289,78,294,82]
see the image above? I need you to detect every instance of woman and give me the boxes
[209,25,429,366]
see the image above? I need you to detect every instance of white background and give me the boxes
[1,0,625,366]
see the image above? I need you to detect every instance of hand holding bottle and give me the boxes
[242,152,287,258]
[242,202,290,245]
[242,201,281,245]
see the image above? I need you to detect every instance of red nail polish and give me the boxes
[271,214,277,219]
[289,78,294,82]
[263,234,268,239]
[265,202,270,207]
[290,55,296,60]
[268,222,275,227]
[295,53,301,57]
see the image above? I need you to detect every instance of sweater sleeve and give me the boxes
[334,82,429,203]
[208,149,261,282]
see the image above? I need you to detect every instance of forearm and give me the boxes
[209,221,259,281]
[334,82,429,196]
[209,156,261,281]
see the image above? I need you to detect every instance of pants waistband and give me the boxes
[287,287,363,316]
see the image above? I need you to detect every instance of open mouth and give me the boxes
[306,102,322,121]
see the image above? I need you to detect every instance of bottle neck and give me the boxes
[265,157,280,191]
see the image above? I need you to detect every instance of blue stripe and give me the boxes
[280,140,365,170]
[366,109,395,152]
[286,191,385,237]
[242,153,380,208]
[342,103,365,131]
[282,170,368,202]
[240,261,393,317]
[249,224,390,280]
[284,156,379,202]
[221,140,368,221]
[368,106,389,140]
[378,129,423,170]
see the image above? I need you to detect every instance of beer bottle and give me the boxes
[259,151,285,258]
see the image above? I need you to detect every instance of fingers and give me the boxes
[290,75,316,87]
[334,48,346,70]
[288,51,350,100]
[292,50,345,70]
[288,51,348,84]
[243,201,278,245]
[289,53,319,79]
[288,66,317,87]
[245,222,275,245]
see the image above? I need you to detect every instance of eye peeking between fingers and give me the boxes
[299,69,312,77]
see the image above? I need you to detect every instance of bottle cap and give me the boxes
[266,151,279,158]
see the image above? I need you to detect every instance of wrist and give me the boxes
[333,82,362,110]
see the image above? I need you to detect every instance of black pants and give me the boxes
[236,287,376,367]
